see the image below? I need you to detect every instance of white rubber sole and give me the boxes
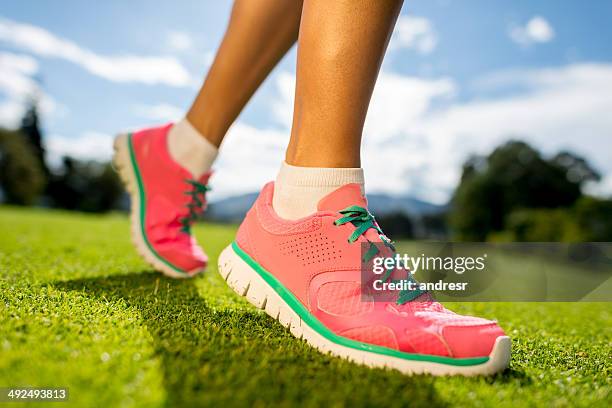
[113,133,204,279]
[218,243,511,376]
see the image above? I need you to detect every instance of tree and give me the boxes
[450,140,599,241]
[46,158,124,212]
[421,212,449,239]
[574,196,612,242]
[552,151,600,185]
[20,99,48,176]
[0,128,46,205]
[376,212,415,239]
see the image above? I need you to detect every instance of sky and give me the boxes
[1,0,611,203]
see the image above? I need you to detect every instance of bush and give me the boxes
[376,212,414,239]
[495,196,612,242]
[46,157,123,212]
[500,208,580,242]
[0,128,46,205]
[574,196,612,241]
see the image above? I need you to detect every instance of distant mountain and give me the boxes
[206,192,259,222]
[206,191,446,222]
[366,193,447,216]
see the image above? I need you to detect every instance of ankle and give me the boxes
[285,146,361,168]
[185,110,227,148]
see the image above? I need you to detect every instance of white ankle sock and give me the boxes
[272,161,365,220]
[167,118,218,177]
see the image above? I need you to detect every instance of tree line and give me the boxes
[1,102,610,241]
[0,102,123,212]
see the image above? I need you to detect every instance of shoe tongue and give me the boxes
[317,183,368,212]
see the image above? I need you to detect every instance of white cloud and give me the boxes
[509,16,555,47]
[0,52,39,98]
[364,72,455,140]
[269,64,612,203]
[390,16,437,54]
[368,64,612,203]
[166,31,194,52]
[134,103,183,122]
[45,131,114,166]
[0,18,193,87]
[0,51,59,126]
[0,52,38,76]
[271,72,295,129]
[210,122,287,200]
[0,100,24,126]
[585,175,612,199]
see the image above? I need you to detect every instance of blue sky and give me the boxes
[1,0,611,203]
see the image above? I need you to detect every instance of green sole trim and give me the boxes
[231,241,490,367]
[127,133,188,275]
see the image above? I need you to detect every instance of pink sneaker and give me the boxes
[218,183,511,375]
[113,123,210,278]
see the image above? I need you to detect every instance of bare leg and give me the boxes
[286,0,402,168]
[187,0,303,147]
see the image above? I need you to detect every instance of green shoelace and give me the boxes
[334,205,426,304]
[179,179,211,233]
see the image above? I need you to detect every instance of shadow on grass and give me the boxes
[490,368,533,386]
[55,272,450,407]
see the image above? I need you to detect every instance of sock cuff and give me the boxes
[276,161,364,188]
[167,118,218,177]
[174,118,219,156]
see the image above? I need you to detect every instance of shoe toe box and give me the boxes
[443,322,506,358]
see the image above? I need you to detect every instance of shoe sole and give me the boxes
[218,241,511,376]
[113,133,204,279]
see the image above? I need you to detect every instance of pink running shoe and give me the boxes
[113,123,210,278]
[218,183,511,375]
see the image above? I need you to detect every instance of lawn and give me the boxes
[0,206,610,407]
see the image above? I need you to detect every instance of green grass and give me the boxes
[0,206,610,407]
